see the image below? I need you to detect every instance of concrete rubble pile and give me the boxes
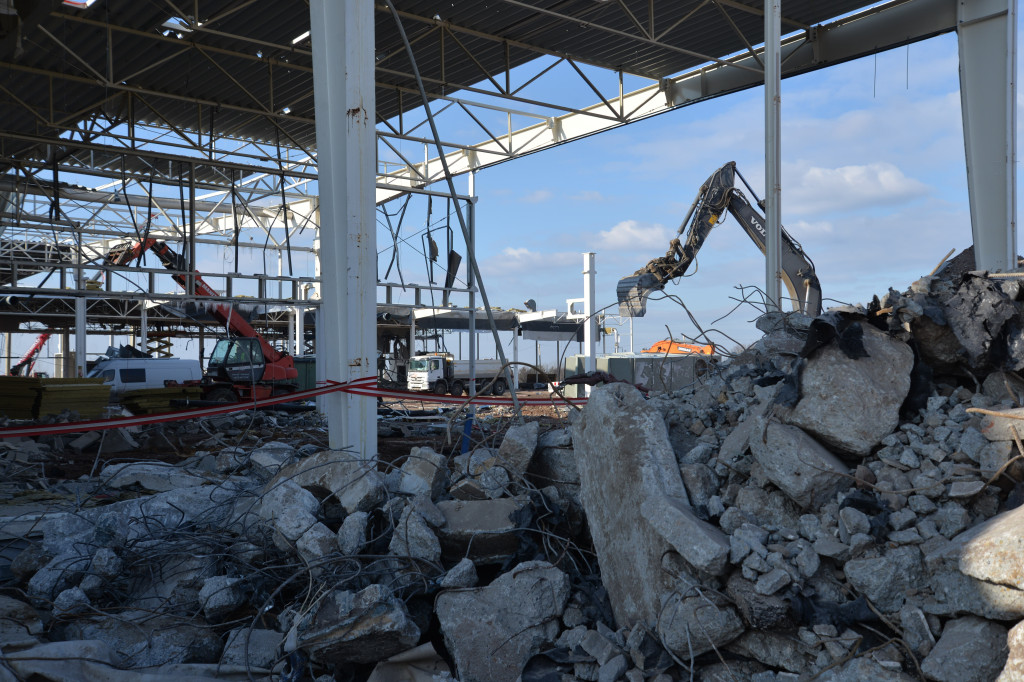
[4,259,1024,681]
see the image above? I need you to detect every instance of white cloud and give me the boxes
[595,220,671,250]
[787,219,833,235]
[571,190,604,201]
[785,162,930,214]
[522,189,553,203]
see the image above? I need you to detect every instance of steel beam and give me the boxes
[74,297,87,377]
[311,0,377,457]
[764,0,782,312]
[958,0,1017,271]
[376,0,960,202]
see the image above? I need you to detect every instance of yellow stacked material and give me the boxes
[121,386,203,414]
[0,377,111,419]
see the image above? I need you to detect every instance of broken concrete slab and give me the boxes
[388,507,441,564]
[748,419,850,509]
[337,511,368,555]
[657,591,744,659]
[844,546,923,613]
[296,522,339,565]
[496,420,540,479]
[258,479,320,545]
[574,383,728,629]
[979,408,1024,442]
[435,497,524,564]
[285,584,420,665]
[0,594,42,649]
[782,324,913,456]
[920,616,1008,682]
[918,503,1024,622]
[439,557,477,589]
[199,575,245,622]
[99,462,208,492]
[398,446,447,499]
[62,611,222,668]
[436,560,569,682]
[998,620,1024,682]
[725,573,789,630]
[267,450,386,513]
[365,642,452,682]
[220,628,282,670]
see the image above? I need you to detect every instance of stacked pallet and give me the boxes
[120,386,203,414]
[0,377,111,420]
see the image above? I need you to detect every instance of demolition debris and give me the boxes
[3,254,1024,680]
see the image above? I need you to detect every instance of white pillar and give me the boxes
[292,306,304,356]
[311,0,377,457]
[75,297,87,377]
[583,252,597,395]
[512,327,519,391]
[959,0,1017,271]
[764,0,782,310]
[140,302,148,350]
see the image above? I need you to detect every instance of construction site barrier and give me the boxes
[0,378,585,438]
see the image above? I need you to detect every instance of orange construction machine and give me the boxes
[641,339,715,356]
[106,239,297,402]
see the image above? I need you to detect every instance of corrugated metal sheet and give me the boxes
[0,0,882,184]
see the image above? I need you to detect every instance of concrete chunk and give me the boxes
[575,384,730,629]
[435,497,523,563]
[220,628,282,670]
[497,421,540,479]
[749,419,850,509]
[398,446,447,499]
[782,324,913,456]
[436,561,569,682]
[286,584,420,665]
[921,616,1008,682]
[268,450,386,514]
[99,462,207,492]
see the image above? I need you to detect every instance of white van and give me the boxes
[87,358,203,401]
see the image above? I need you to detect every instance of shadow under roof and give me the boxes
[0,0,885,185]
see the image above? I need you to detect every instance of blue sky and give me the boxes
[457,27,994,362]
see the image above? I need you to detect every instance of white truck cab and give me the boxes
[406,353,507,396]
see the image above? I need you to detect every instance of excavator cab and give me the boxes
[207,338,266,384]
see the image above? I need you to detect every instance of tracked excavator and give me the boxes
[616,161,822,318]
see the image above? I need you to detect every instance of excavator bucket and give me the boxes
[616,273,661,317]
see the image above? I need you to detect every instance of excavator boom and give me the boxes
[616,161,822,318]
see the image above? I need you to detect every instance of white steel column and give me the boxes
[764,0,783,311]
[139,303,148,350]
[75,297,87,377]
[512,328,519,391]
[290,303,301,356]
[583,253,596,395]
[288,308,298,356]
[958,0,1017,271]
[311,0,377,457]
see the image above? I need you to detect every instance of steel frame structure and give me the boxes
[0,0,1014,398]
